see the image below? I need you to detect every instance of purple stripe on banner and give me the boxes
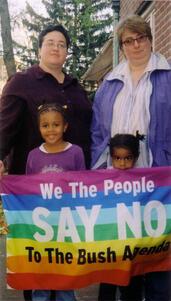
[0,166,171,195]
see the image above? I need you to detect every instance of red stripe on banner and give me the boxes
[7,270,130,289]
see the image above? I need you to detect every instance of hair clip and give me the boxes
[38,105,43,111]
[136,130,145,141]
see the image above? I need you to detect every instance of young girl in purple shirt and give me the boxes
[26,103,85,301]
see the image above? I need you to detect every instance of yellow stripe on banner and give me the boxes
[7,255,130,274]
[7,235,171,275]
[7,234,171,257]
[7,248,171,275]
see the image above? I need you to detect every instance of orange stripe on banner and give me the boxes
[7,257,171,290]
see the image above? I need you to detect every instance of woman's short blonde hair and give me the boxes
[117,14,152,48]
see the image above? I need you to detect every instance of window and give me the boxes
[141,3,156,50]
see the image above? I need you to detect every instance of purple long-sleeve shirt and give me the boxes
[26,144,85,174]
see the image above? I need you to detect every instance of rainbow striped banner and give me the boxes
[0,166,171,290]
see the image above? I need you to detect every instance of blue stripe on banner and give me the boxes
[1,186,171,211]
[4,204,171,226]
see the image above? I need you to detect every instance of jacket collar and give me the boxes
[106,53,171,82]
[33,64,78,87]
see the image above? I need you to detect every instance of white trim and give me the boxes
[39,142,72,153]
[141,2,156,51]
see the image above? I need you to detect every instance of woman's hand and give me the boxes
[0,160,5,178]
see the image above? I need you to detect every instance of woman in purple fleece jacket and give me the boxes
[91,14,171,301]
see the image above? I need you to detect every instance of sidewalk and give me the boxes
[0,235,99,301]
[0,235,24,301]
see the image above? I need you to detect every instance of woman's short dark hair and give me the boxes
[109,132,144,158]
[38,24,70,49]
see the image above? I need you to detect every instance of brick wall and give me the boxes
[155,1,171,60]
[120,0,143,18]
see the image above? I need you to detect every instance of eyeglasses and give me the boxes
[43,41,67,50]
[122,35,148,47]
[113,156,134,162]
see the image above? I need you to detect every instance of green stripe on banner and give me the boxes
[8,219,171,241]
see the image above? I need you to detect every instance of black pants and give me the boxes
[119,276,144,301]
[98,276,144,301]
[98,283,117,301]
[23,290,32,301]
[144,271,171,301]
